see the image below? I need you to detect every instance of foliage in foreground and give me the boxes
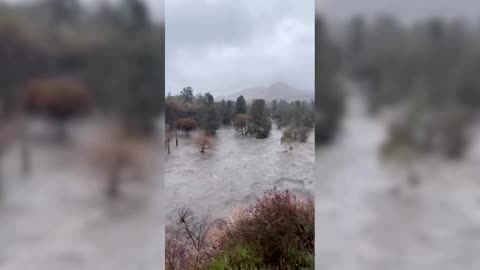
[166,189,314,270]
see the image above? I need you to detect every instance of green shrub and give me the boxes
[217,190,314,269]
[166,190,314,270]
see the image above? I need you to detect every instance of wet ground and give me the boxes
[165,126,314,224]
[315,91,480,270]
[0,119,165,270]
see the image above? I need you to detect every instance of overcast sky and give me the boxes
[8,0,478,96]
[165,0,314,96]
[316,0,480,23]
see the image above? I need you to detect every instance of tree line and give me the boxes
[0,0,164,135]
[0,0,164,196]
[317,14,480,159]
[165,87,315,152]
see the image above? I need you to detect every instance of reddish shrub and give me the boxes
[19,78,94,122]
[176,117,197,134]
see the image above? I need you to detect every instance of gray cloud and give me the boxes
[316,0,480,22]
[165,0,314,96]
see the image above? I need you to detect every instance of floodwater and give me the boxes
[165,126,315,224]
[0,119,165,270]
[315,90,480,270]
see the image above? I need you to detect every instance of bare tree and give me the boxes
[85,122,151,198]
[194,131,214,154]
[233,114,253,135]
[175,129,179,147]
[165,129,174,154]
[166,208,224,270]
[281,128,295,152]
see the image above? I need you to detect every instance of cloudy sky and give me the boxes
[165,0,314,96]
[316,0,480,22]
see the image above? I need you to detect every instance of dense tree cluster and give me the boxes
[196,93,220,135]
[315,17,345,146]
[271,99,315,145]
[341,15,480,113]
[312,14,480,158]
[0,0,164,135]
[166,87,316,145]
[249,99,272,139]
[166,88,278,139]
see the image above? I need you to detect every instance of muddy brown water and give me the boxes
[165,126,315,224]
[315,92,480,270]
[0,119,165,270]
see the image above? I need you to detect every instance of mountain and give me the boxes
[218,82,313,102]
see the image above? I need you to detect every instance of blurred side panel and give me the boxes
[0,0,165,269]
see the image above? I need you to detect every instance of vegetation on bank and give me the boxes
[0,0,164,134]
[315,17,346,146]
[0,0,163,193]
[166,189,314,270]
[165,87,315,153]
[317,14,480,159]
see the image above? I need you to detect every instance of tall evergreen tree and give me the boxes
[235,95,247,114]
[180,87,194,103]
[226,100,234,123]
[250,99,271,139]
[316,16,345,145]
[219,99,232,125]
[198,92,220,134]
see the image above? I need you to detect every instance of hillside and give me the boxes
[218,82,314,102]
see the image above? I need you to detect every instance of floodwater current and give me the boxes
[316,91,480,270]
[165,126,315,224]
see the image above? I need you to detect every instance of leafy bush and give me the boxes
[381,108,472,160]
[166,190,314,270]
[218,190,314,269]
[176,118,198,135]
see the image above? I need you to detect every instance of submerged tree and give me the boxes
[249,99,272,139]
[165,128,175,154]
[281,128,295,152]
[197,93,219,135]
[218,99,234,125]
[87,124,151,198]
[20,78,94,141]
[194,131,214,154]
[176,118,197,135]
[297,127,311,142]
[233,114,253,135]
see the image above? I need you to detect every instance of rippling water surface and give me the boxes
[316,92,480,270]
[0,120,164,270]
[165,126,315,223]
